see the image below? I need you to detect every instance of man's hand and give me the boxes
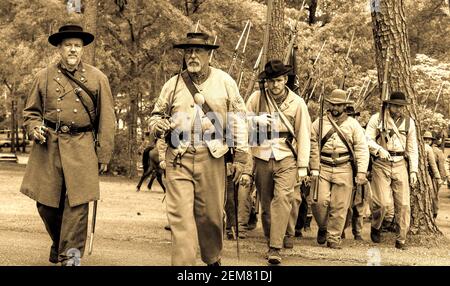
[240,174,252,188]
[297,168,308,184]
[159,161,166,170]
[310,170,319,177]
[32,126,48,144]
[232,162,244,183]
[377,148,392,161]
[436,178,443,186]
[255,114,274,126]
[410,172,418,186]
[154,118,172,137]
[99,163,108,174]
[355,172,368,185]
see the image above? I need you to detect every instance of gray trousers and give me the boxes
[37,187,89,264]
[255,156,296,249]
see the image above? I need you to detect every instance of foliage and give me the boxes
[1,0,449,173]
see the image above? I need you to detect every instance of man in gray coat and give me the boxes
[20,24,115,265]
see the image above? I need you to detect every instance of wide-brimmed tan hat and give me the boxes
[325,89,354,105]
[173,32,219,50]
[423,131,435,140]
[48,24,94,47]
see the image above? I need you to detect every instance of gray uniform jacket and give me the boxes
[20,62,116,208]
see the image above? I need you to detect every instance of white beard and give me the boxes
[67,57,79,66]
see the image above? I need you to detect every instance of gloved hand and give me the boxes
[355,172,368,185]
[410,172,418,186]
[240,174,252,188]
[154,118,172,138]
[254,114,274,126]
[32,126,48,144]
[231,162,244,184]
[377,148,392,161]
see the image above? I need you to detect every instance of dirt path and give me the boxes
[1,161,450,266]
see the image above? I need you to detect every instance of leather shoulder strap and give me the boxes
[181,71,213,114]
[59,66,97,109]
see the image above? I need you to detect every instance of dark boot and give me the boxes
[370,227,381,243]
[267,247,282,265]
[304,216,312,232]
[395,240,407,250]
[317,228,327,245]
[49,244,59,264]
[327,241,342,249]
[294,228,303,238]
[207,259,221,266]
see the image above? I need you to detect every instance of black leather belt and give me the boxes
[320,159,350,167]
[44,119,93,134]
[388,151,405,157]
[258,131,291,140]
[321,152,350,159]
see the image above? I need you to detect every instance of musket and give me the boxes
[299,40,327,99]
[340,29,355,89]
[283,0,306,65]
[243,46,263,103]
[228,20,250,76]
[379,47,391,149]
[313,82,325,202]
[194,20,200,32]
[208,35,218,63]
[433,83,445,113]
[237,22,252,89]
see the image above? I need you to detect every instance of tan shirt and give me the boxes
[425,144,441,179]
[149,67,248,163]
[432,145,449,179]
[246,88,311,169]
[365,113,419,173]
[310,113,369,173]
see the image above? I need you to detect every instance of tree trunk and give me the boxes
[370,0,439,234]
[82,0,98,65]
[266,0,285,61]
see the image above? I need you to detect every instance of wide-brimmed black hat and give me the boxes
[258,60,292,80]
[325,89,354,105]
[345,105,361,117]
[384,91,409,106]
[173,32,219,50]
[48,24,94,47]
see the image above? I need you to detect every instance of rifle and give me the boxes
[299,40,327,99]
[243,47,263,103]
[228,20,250,76]
[208,35,218,63]
[194,20,200,32]
[312,82,325,202]
[433,83,445,113]
[283,0,306,65]
[379,47,391,149]
[237,22,252,89]
[340,29,355,89]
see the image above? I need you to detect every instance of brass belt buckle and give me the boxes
[331,153,339,160]
[60,125,70,133]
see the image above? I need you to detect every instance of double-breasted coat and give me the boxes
[20,62,115,208]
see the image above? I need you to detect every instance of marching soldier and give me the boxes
[20,24,116,265]
[310,89,369,249]
[365,91,418,250]
[149,32,249,266]
[423,131,443,219]
[342,105,369,240]
[246,59,311,264]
